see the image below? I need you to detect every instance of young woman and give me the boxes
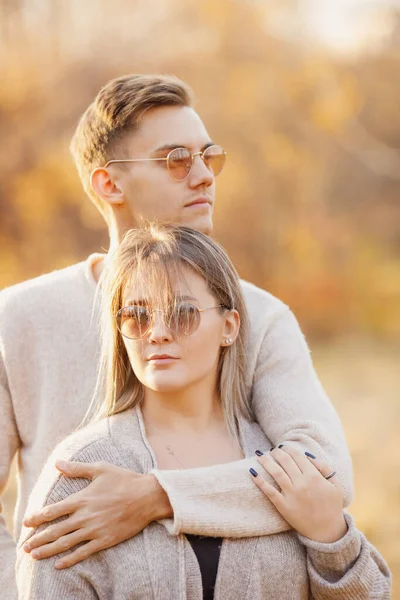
[17,225,391,599]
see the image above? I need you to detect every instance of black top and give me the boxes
[186,534,223,600]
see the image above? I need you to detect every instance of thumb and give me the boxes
[55,459,98,480]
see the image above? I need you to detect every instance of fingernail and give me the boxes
[269,447,275,451]
[55,560,64,569]
[31,550,39,559]
[249,468,258,477]
[305,451,316,459]
[255,450,263,456]
[23,543,31,552]
[56,459,67,469]
[278,444,285,449]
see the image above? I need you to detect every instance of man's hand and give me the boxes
[22,460,172,569]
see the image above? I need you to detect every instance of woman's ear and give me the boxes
[90,167,124,206]
[221,309,240,347]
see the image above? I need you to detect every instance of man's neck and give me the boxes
[91,218,132,284]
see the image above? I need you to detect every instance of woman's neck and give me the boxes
[141,380,225,437]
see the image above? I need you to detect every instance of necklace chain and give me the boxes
[165,445,187,469]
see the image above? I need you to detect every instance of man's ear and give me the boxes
[90,167,124,206]
[221,309,240,347]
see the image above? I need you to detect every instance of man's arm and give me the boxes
[26,308,353,559]
[250,309,353,504]
[0,351,20,600]
[150,308,353,536]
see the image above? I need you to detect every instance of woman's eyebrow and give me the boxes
[173,294,197,302]
[125,299,147,307]
[124,296,198,306]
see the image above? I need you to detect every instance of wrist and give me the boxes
[308,515,348,544]
[145,474,173,522]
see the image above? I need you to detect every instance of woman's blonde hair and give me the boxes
[90,223,252,439]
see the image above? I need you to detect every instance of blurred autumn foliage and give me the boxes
[1,1,400,594]
[1,0,399,340]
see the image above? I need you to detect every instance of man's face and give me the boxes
[112,106,218,234]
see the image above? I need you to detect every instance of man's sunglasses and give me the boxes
[103,145,226,182]
[115,302,226,340]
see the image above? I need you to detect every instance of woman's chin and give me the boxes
[144,375,188,394]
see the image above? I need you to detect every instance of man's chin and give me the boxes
[184,215,213,236]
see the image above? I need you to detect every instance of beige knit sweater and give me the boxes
[16,407,391,599]
[1,255,354,599]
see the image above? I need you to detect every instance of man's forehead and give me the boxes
[130,105,212,151]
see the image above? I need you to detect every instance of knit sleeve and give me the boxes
[0,347,19,600]
[152,455,291,537]
[251,309,354,507]
[16,547,99,600]
[16,438,118,600]
[15,469,98,600]
[298,513,392,599]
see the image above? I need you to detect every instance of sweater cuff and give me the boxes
[150,459,291,538]
[297,512,361,582]
[150,468,183,536]
[150,469,182,535]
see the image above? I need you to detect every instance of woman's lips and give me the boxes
[147,355,178,365]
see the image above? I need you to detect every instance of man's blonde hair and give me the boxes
[70,74,194,216]
[90,224,253,440]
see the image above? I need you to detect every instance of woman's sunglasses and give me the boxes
[116,302,226,340]
[103,145,226,182]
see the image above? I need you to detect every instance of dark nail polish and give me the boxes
[249,468,258,477]
[269,447,275,451]
[255,450,264,456]
[278,444,285,449]
[305,451,316,459]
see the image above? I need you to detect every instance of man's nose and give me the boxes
[188,154,214,188]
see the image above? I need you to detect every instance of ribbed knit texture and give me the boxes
[1,255,356,599]
[16,408,391,599]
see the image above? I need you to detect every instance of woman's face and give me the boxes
[120,266,239,395]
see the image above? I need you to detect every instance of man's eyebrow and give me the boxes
[152,142,215,154]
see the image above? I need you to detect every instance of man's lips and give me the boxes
[184,197,212,208]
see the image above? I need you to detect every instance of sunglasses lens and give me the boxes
[167,148,192,181]
[203,145,226,176]
[118,306,150,339]
[168,303,200,336]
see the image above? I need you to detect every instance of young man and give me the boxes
[0,74,353,599]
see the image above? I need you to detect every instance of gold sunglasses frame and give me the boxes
[101,145,227,182]
[116,303,226,340]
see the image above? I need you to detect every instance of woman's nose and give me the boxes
[148,311,173,343]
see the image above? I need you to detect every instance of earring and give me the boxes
[225,338,232,345]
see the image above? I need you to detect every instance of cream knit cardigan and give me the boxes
[16,407,391,599]
[1,254,355,598]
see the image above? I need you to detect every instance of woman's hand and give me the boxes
[250,446,348,543]
[22,461,172,569]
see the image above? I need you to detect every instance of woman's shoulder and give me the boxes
[17,420,111,546]
[19,410,147,548]
[25,408,145,508]
[22,418,126,528]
